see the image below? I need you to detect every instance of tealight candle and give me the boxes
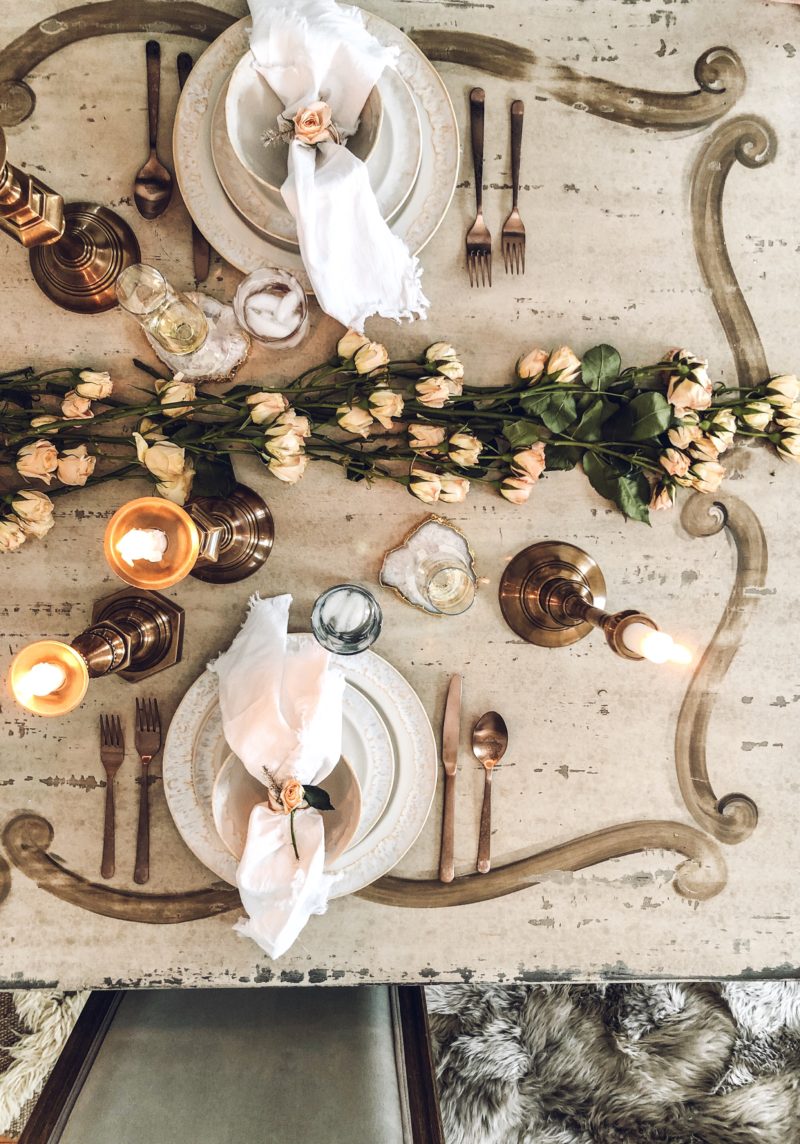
[621,621,692,665]
[116,527,168,567]
[9,640,89,716]
[104,498,200,590]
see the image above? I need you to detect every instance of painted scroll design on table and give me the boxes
[0,6,743,130]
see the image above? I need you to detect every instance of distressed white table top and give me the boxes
[0,0,799,988]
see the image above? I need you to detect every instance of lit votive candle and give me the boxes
[116,527,169,567]
[622,621,692,665]
[104,498,200,590]
[9,640,89,716]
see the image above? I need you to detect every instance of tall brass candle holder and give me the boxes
[9,589,184,716]
[499,541,691,664]
[0,125,139,313]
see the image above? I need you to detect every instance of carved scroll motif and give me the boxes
[1,814,240,922]
[360,820,727,908]
[675,493,765,844]
[1,810,726,922]
[690,117,778,388]
[412,32,744,133]
[0,0,237,126]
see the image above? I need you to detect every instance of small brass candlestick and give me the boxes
[104,487,274,589]
[499,541,691,663]
[9,588,184,716]
[0,125,140,313]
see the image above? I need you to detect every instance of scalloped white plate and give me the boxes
[163,634,436,897]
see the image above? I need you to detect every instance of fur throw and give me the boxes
[427,982,800,1144]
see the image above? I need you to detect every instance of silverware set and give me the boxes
[438,675,510,880]
[98,699,162,884]
[133,41,212,284]
[466,87,526,286]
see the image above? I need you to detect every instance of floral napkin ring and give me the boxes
[262,101,343,149]
[263,769,334,859]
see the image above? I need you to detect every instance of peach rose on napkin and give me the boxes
[293,102,334,145]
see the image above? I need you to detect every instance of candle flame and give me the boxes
[639,631,693,666]
[17,661,67,703]
[116,527,168,567]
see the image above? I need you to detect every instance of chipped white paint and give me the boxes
[0,0,799,987]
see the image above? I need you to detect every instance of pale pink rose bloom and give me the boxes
[512,443,546,481]
[293,101,334,145]
[439,476,470,503]
[16,439,59,484]
[61,391,93,420]
[409,474,442,504]
[57,444,96,487]
[500,474,536,504]
[269,454,309,484]
[659,447,691,478]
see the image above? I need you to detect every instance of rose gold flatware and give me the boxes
[502,100,525,275]
[438,674,462,883]
[99,714,125,879]
[134,41,174,220]
[177,52,212,284]
[473,711,508,874]
[465,88,491,288]
[134,696,162,884]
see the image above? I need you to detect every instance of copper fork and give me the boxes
[134,697,162,885]
[99,714,125,880]
[502,100,526,275]
[466,87,491,287]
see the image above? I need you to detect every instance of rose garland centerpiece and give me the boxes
[1,333,799,551]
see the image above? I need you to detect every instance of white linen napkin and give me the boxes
[210,594,345,958]
[247,0,429,332]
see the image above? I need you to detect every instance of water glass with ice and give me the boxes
[311,585,383,655]
[233,267,309,349]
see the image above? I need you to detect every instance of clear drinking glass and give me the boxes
[311,584,383,655]
[233,267,309,349]
[417,556,476,616]
[115,263,208,355]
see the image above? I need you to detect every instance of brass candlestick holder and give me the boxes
[499,541,690,663]
[0,125,140,313]
[104,486,274,589]
[9,588,184,716]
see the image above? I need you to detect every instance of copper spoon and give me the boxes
[134,41,173,219]
[473,711,508,874]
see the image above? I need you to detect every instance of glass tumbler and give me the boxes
[233,267,309,350]
[311,584,383,655]
[417,555,476,616]
[115,263,208,355]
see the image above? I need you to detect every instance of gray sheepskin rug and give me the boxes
[427,982,800,1144]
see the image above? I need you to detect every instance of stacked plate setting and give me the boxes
[173,13,460,288]
[163,635,438,896]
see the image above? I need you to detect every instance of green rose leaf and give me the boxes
[190,454,237,498]
[614,472,651,524]
[303,784,334,812]
[545,444,584,471]
[580,345,622,391]
[540,391,578,434]
[627,391,672,442]
[572,398,615,443]
[503,420,544,448]
[582,452,623,501]
[518,388,553,418]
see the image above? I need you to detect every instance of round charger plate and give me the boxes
[211,64,422,250]
[173,13,458,284]
[163,635,435,897]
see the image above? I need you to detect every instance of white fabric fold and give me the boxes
[210,594,345,958]
[247,0,429,331]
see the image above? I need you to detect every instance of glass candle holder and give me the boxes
[115,262,208,355]
[417,555,476,616]
[233,267,309,349]
[311,585,383,655]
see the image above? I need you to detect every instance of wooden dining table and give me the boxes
[0,0,798,989]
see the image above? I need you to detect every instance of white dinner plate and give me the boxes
[211,64,422,249]
[173,13,459,285]
[163,635,435,897]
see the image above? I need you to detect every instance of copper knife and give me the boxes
[177,52,212,285]
[438,673,462,883]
